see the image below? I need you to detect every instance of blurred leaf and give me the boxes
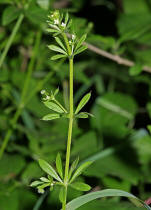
[56,153,63,179]
[123,0,149,14]
[0,154,26,177]
[59,187,66,204]
[129,64,142,76]
[2,6,22,26]
[70,182,91,191]
[25,4,47,26]
[42,113,60,121]
[37,0,49,10]
[71,132,98,160]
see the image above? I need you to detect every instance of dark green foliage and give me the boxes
[1,0,151,209]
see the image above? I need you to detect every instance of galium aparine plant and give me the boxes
[30,10,93,210]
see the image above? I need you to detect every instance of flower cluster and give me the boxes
[47,10,71,36]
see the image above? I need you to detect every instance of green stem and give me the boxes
[0,31,41,159]
[0,107,22,158]
[62,33,74,210]
[0,13,24,69]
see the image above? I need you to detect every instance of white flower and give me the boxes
[69,40,72,45]
[61,22,66,27]
[72,34,76,40]
[41,90,46,94]
[54,19,59,25]
[46,95,50,100]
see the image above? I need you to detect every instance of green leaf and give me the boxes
[40,177,50,182]
[74,45,87,56]
[75,34,87,51]
[70,182,91,192]
[147,125,151,133]
[65,189,151,210]
[75,112,88,118]
[42,113,60,121]
[38,159,62,183]
[56,153,63,179]
[70,161,92,183]
[51,54,67,60]
[2,6,21,26]
[37,0,49,10]
[43,101,65,113]
[76,112,94,119]
[75,93,91,114]
[54,87,59,96]
[46,28,59,33]
[129,64,142,76]
[30,180,43,187]
[55,37,66,51]
[59,187,66,203]
[48,45,67,55]
[68,157,79,180]
[65,12,69,24]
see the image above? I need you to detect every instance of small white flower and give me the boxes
[61,22,66,27]
[41,90,46,94]
[46,95,50,100]
[54,19,59,25]
[72,34,76,40]
[69,40,72,45]
[51,183,54,186]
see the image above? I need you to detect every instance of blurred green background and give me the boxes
[0,0,151,209]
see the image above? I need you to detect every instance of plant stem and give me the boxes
[62,32,74,210]
[0,13,24,69]
[0,31,41,159]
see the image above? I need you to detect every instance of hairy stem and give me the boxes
[0,14,24,69]
[62,33,73,210]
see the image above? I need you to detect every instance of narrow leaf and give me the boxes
[56,153,63,179]
[38,159,62,183]
[65,189,151,210]
[74,45,87,55]
[59,187,66,203]
[43,101,65,113]
[46,28,58,33]
[70,182,91,191]
[75,112,94,119]
[42,113,60,121]
[75,93,91,114]
[48,45,67,55]
[30,181,43,187]
[70,161,92,183]
[75,34,87,51]
[40,177,50,182]
[65,12,69,24]
[68,157,79,180]
[51,54,67,60]
[75,112,88,118]
[55,37,66,51]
